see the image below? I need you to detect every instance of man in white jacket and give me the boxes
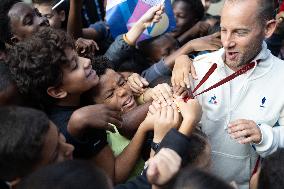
[173,0,283,188]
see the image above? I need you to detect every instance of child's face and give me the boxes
[93,69,138,113]
[150,36,179,62]
[34,3,65,29]
[60,48,99,95]
[38,121,74,166]
[8,2,49,41]
[172,1,197,37]
[0,84,19,106]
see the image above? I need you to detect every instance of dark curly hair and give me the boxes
[0,106,49,181]
[90,55,113,76]
[0,0,21,43]
[258,148,284,189]
[8,28,74,108]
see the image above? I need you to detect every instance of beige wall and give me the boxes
[207,0,225,16]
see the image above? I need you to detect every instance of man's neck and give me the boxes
[226,64,247,72]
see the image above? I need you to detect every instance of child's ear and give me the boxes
[10,36,19,45]
[58,10,66,22]
[47,86,67,99]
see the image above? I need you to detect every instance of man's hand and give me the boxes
[127,73,149,95]
[171,55,197,88]
[68,104,123,137]
[188,32,222,52]
[228,119,262,144]
[147,148,181,186]
[153,105,180,143]
[75,38,99,56]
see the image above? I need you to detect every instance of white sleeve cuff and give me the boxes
[254,124,273,157]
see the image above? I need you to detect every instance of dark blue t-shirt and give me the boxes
[48,106,107,159]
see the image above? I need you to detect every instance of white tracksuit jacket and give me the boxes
[191,42,284,189]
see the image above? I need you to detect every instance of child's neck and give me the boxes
[56,94,81,107]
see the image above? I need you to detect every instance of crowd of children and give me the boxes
[0,0,284,189]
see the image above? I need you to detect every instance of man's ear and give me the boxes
[58,10,66,22]
[264,19,277,39]
[47,86,67,99]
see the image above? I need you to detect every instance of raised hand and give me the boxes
[68,104,123,137]
[171,55,197,88]
[127,73,149,95]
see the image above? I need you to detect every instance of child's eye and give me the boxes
[71,57,79,70]
[71,62,78,70]
[106,92,114,99]
[24,16,33,25]
[119,80,126,86]
[35,9,42,17]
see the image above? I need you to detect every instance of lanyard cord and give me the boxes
[184,60,259,102]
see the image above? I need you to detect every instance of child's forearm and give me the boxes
[164,41,194,69]
[67,0,83,39]
[119,103,150,139]
[124,21,146,45]
[178,118,196,137]
[114,126,148,183]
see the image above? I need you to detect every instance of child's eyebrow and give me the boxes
[22,13,32,22]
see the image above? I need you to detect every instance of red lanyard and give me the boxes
[184,60,259,102]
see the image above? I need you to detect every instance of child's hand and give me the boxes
[173,85,188,99]
[188,32,222,52]
[68,104,123,137]
[127,73,149,95]
[140,100,161,131]
[140,111,156,132]
[176,98,202,123]
[138,4,164,28]
[147,148,181,186]
[171,55,197,88]
[187,21,210,38]
[153,105,180,143]
[148,100,161,115]
[144,83,173,106]
[75,38,99,56]
[175,98,202,136]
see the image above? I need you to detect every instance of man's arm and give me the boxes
[254,109,284,157]
[228,108,284,157]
